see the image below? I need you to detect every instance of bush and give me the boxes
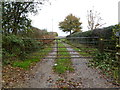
[67,25,117,51]
[2,34,23,53]
[68,25,115,39]
[2,34,42,65]
[23,39,41,53]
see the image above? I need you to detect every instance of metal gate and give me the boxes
[23,37,99,60]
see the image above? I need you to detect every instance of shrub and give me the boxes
[68,25,115,39]
[2,34,42,64]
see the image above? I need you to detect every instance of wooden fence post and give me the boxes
[116,37,120,59]
[56,39,58,57]
[116,36,120,83]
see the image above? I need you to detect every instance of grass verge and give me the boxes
[12,45,53,70]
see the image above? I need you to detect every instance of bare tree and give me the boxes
[87,9,106,30]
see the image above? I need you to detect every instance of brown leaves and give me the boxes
[55,77,82,88]
[46,76,82,88]
[2,65,29,88]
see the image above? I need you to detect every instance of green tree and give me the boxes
[2,1,47,35]
[59,14,82,35]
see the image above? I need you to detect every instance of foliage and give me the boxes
[89,52,119,82]
[112,24,120,37]
[2,34,24,54]
[67,25,116,51]
[24,27,48,38]
[2,34,42,65]
[112,24,120,46]
[68,30,93,37]
[2,1,47,35]
[68,25,115,39]
[21,26,58,40]
[2,1,53,65]
[93,27,114,39]
[59,14,82,35]
[2,25,56,65]
[49,32,58,37]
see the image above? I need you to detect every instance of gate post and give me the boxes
[56,39,58,57]
[116,36,120,83]
[116,37,120,59]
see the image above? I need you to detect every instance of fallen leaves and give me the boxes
[46,76,82,88]
[2,65,29,88]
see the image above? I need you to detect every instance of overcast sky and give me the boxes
[28,0,120,36]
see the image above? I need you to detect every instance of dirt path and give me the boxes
[64,43,118,88]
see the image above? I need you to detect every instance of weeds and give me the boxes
[89,52,119,83]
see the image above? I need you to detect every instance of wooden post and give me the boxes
[56,39,58,57]
[116,36,120,83]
